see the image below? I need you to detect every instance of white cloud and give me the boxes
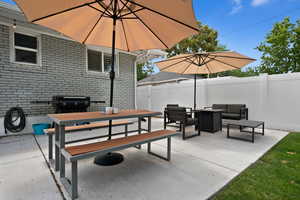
[230,0,243,15]
[251,0,270,6]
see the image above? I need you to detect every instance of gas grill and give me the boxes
[31,96,105,114]
[52,96,90,113]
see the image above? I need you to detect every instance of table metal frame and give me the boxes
[49,111,161,175]
[226,121,264,143]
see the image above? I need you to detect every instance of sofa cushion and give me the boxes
[227,104,245,114]
[222,113,241,120]
[212,104,227,112]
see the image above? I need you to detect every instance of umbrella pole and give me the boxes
[194,74,197,110]
[94,0,124,166]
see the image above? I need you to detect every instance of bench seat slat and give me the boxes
[45,120,132,134]
[66,130,176,156]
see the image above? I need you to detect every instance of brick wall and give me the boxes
[0,24,136,117]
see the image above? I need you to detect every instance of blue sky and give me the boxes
[194,0,300,69]
[2,0,300,71]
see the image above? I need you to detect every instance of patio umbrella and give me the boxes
[14,0,199,165]
[155,51,256,110]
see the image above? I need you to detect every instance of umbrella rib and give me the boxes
[207,56,241,70]
[32,0,98,22]
[119,0,169,49]
[126,0,199,32]
[198,56,214,67]
[119,8,145,18]
[117,2,130,51]
[96,0,113,16]
[155,54,193,64]
[88,5,111,17]
[117,0,129,16]
[207,54,256,61]
[206,62,213,74]
[186,57,200,66]
[159,55,195,71]
[120,18,130,51]
[82,0,113,44]
[181,61,194,74]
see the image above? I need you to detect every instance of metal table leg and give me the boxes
[59,125,66,178]
[54,123,60,171]
[136,117,142,149]
[147,116,152,153]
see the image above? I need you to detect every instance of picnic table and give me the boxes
[48,109,177,199]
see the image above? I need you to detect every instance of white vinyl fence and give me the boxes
[137,73,300,131]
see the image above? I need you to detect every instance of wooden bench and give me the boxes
[45,120,134,161]
[60,130,177,199]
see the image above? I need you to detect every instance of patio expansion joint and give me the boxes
[152,142,240,173]
[33,135,67,200]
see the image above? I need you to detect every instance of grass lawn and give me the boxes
[212,132,300,200]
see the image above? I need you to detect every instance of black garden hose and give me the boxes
[4,107,26,134]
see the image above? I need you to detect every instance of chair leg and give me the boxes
[252,128,255,143]
[182,124,186,140]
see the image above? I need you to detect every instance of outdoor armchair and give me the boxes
[164,107,199,140]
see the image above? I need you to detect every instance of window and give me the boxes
[104,53,117,72]
[87,48,118,74]
[12,32,40,65]
[88,49,102,72]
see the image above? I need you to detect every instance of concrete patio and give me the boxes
[0,118,288,200]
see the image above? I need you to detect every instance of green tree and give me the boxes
[213,67,259,78]
[256,17,300,74]
[166,21,227,57]
[136,61,155,81]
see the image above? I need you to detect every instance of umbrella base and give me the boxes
[94,152,124,166]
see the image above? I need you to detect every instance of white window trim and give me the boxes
[9,27,42,66]
[86,45,119,76]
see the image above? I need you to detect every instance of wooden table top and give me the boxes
[48,109,161,125]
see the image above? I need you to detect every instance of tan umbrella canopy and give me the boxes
[155,51,256,109]
[14,0,199,165]
[14,0,199,52]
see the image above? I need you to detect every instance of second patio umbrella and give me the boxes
[14,0,199,165]
[155,51,256,110]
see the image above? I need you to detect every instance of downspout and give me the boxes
[134,59,137,109]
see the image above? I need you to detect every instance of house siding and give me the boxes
[0,24,136,117]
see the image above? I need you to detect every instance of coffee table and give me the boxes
[223,119,264,143]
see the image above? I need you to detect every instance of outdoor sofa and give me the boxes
[211,104,248,120]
